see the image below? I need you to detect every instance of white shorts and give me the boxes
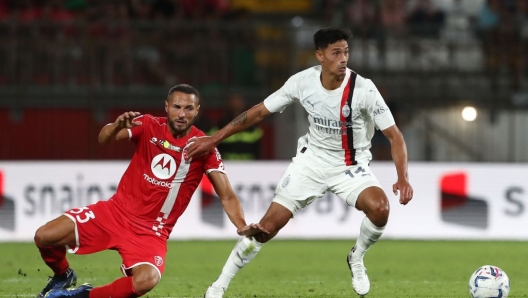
[273,148,381,215]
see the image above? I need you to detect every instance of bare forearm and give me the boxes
[211,103,268,146]
[98,123,122,144]
[390,137,409,180]
[220,197,247,230]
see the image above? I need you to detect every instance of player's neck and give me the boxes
[320,71,345,91]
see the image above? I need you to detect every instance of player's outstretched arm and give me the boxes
[382,125,413,205]
[98,111,142,144]
[208,171,270,236]
[185,102,271,158]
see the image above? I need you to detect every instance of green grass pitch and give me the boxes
[1,240,527,297]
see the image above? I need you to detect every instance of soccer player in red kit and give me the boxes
[34,84,267,298]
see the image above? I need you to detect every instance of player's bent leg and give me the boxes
[347,186,390,296]
[87,276,144,297]
[355,186,390,227]
[205,202,294,298]
[254,202,293,243]
[35,215,77,247]
[131,264,161,294]
[35,215,78,298]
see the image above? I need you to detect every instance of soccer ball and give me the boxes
[468,265,510,298]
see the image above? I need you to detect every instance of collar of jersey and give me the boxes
[315,67,351,95]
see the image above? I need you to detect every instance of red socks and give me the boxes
[89,276,142,298]
[36,241,143,298]
[35,241,69,275]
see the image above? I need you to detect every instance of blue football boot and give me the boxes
[44,283,93,298]
[37,268,77,298]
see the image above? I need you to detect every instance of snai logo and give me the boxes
[0,170,16,231]
[440,172,488,229]
[150,154,176,179]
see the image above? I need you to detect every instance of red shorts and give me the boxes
[64,200,167,277]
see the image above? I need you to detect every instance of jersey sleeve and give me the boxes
[203,147,226,174]
[263,74,300,113]
[128,115,146,142]
[364,80,395,131]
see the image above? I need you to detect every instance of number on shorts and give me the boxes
[69,206,96,223]
[345,167,365,178]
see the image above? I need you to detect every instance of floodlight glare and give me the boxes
[461,106,477,122]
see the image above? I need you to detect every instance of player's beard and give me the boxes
[169,119,193,135]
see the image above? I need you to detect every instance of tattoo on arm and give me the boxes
[231,111,248,126]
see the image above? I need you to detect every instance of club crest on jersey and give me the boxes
[150,154,177,179]
[154,256,163,267]
[341,105,351,117]
[281,175,290,188]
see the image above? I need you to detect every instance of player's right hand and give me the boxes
[115,111,142,129]
[237,223,270,237]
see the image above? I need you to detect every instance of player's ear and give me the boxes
[195,104,200,115]
[315,49,324,63]
[165,100,169,113]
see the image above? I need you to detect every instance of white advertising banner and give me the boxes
[0,161,527,241]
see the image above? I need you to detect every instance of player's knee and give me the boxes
[34,226,51,247]
[132,269,160,293]
[369,197,390,226]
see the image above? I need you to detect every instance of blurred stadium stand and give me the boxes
[0,0,527,161]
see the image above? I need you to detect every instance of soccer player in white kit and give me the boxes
[185,28,414,297]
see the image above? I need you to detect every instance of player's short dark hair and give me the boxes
[313,28,351,50]
[167,84,200,104]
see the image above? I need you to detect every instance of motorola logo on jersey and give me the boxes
[440,172,488,229]
[150,154,177,180]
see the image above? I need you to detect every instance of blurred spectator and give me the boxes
[225,8,257,87]
[476,0,522,89]
[0,0,9,21]
[320,0,344,27]
[182,0,230,20]
[515,0,528,88]
[17,0,41,22]
[442,0,475,44]
[344,0,377,39]
[321,0,376,34]
[496,1,522,89]
[380,0,407,38]
[209,93,263,160]
[128,0,183,20]
[407,0,446,38]
[476,0,500,76]
[377,0,407,68]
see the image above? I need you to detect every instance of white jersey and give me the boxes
[264,66,395,165]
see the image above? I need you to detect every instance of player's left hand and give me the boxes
[184,136,215,158]
[237,223,270,237]
[393,178,413,205]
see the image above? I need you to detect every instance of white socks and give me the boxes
[351,217,385,262]
[212,236,263,288]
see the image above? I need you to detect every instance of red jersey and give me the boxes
[112,114,224,239]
